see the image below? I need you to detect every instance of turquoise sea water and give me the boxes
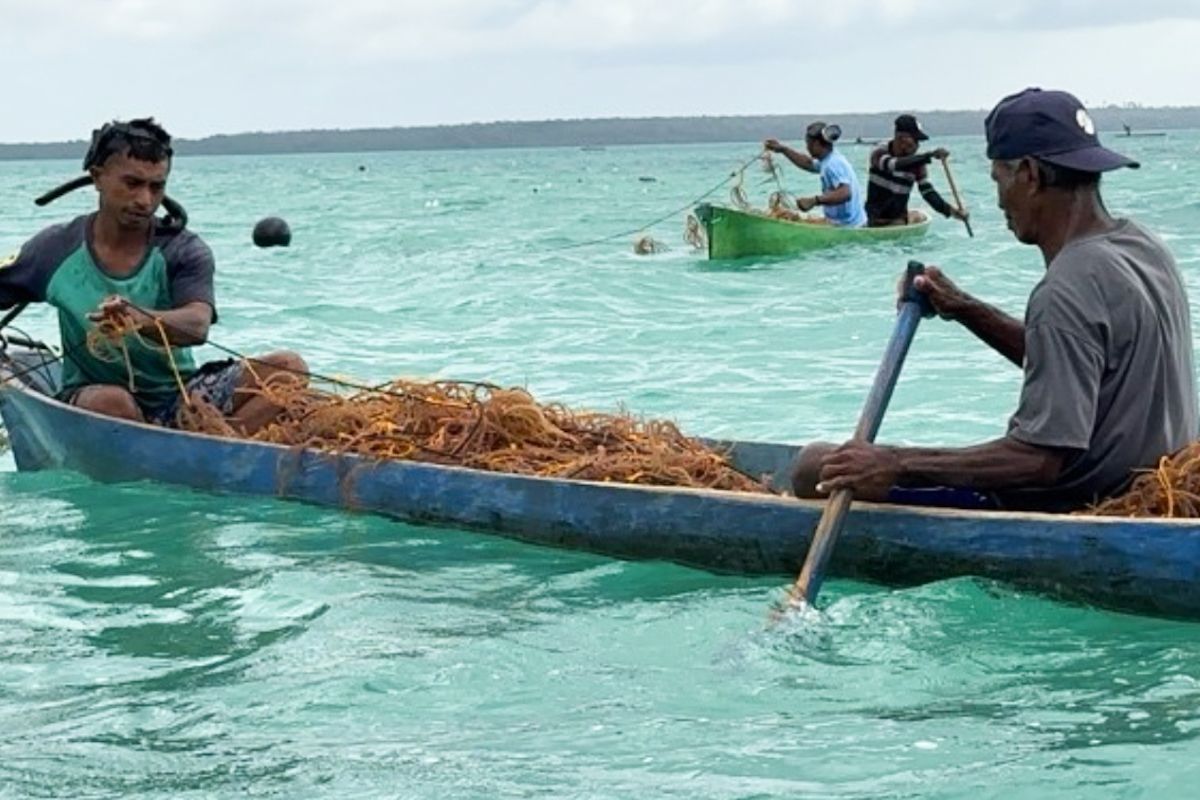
[2,134,1200,798]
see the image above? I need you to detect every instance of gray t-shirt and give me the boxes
[997,219,1197,511]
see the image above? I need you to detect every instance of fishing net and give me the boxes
[633,235,667,255]
[86,312,141,391]
[683,214,706,250]
[178,370,772,494]
[81,301,769,493]
[729,183,751,210]
[767,191,797,216]
[1083,443,1200,518]
[86,309,192,402]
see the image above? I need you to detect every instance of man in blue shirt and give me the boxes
[764,122,867,227]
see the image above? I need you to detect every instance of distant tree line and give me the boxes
[2,107,1197,161]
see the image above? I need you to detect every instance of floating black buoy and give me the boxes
[358,165,366,172]
[252,216,291,248]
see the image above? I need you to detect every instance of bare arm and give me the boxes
[815,436,1066,498]
[92,297,212,347]
[914,267,1025,366]
[946,295,1025,366]
[799,182,852,212]
[820,183,851,206]
[142,301,212,346]
[764,139,817,173]
[893,436,1065,489]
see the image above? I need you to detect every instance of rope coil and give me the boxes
[46,313,773,493]
[178,371,772,493]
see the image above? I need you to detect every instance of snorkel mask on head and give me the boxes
[36,117,187,233]
[82,118,174,171]
[805,122,843,146]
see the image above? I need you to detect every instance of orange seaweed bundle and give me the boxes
[179,371,771,494]
[1084,442,1200,518]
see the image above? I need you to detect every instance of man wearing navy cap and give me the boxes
[865,114,968,227]
[795,88,1197,512]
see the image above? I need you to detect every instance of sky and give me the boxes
[1,0,1198,142]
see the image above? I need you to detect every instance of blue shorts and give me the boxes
[145,359,244,426]
[885,486,999,510]
[59,359,244,428]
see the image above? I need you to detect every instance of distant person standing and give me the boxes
[764,122,866,227]
[865,114,969,227]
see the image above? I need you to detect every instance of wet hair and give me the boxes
[83,118,173,170]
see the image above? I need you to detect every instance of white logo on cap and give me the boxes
[1076,108,1095,135]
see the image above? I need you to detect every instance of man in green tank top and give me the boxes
[0,118,306,433]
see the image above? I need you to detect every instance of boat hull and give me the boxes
[3,378,1200,619]
[695,203,930,260]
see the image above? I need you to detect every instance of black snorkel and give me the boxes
[2,120,188,340]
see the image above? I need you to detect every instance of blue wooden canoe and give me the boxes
[2,349,1199,619]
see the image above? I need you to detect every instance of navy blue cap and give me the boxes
[985,88,1138,172]
[895,114,929,141]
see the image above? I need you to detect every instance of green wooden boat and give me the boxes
[694,203,931,260]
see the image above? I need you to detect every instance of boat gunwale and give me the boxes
[701,203,932,233]
[0,372,1190,530]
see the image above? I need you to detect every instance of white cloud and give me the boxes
[265,0,1200,60]
[0,1,1197,140]
[5,0,1198,58]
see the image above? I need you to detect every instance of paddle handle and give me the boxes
[940,158,974,238]
[790,263,929,605]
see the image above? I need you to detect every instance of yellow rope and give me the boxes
[120,339,136,393]
[153,317,192,409]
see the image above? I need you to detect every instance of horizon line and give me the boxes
[2,103,1196,148]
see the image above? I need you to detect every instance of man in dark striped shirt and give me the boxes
[865,114,969,227]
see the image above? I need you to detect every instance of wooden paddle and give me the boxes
[940,157,973,237]
[786,262,933,609]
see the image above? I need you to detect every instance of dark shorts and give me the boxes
[885,486,999,510]
[59,359,245,428]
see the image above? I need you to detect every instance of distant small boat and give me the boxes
[580,145,607,152]
[1119,125,1167,138]
[694,203,930,260]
